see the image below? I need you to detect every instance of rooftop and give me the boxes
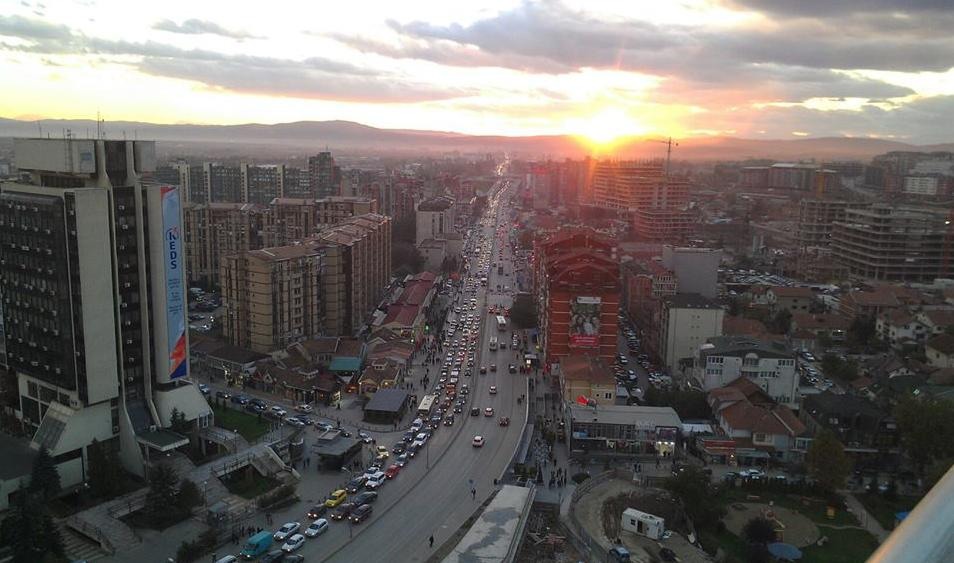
[927,334,954,355]
[701,336,793,359]
[560,354,615,386]
[568,403,682,429]
[770,286,815,298]
[664,293,721,310]
[364,389,409,414]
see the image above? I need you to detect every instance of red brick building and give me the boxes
[534,228,620,366]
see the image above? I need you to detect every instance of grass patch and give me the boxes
[720,488,859,527]
[222,471,281,500]
[212,404,270,442]
[803,526,879,563]
[856,493,918,531]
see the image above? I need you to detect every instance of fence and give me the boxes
[563,469,634,563]
[66,516,116,555]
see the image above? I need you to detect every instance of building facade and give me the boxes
[1,138,210,485]
[657,294,725,374]
[694,336,799,406]
[222,245,322,353]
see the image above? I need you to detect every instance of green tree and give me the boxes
[177,478,203,511]
[664,466,725,529]
[743,516,777,545]
[806,429,852,491]
[848,315,877,348]
[509,293,538,329]
[28,447,60,502]
[1,485,63,563]
[169,407,191,435]
[145,463,180,525]
[770,308,793,334]
[894,396,954,473]
[88,439,128,500]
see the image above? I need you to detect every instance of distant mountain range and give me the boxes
[2,117,952,161]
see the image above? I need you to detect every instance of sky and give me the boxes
[1,0,954,144]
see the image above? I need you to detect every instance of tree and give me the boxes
[664,466,725,529]
[509,293,538,329]
[177,478,203,511]
[1,485,63,563]
[806,429,852,491]
[145,463,180,525]
[29,447,60,502]
[848,315,877,349]
[391,242,424,276]
[894,396,954,473]
[743,516,777,545]
[817,330,834,350]
[770,309,792,334]
[88,438,127,500]
[169,407,191,435]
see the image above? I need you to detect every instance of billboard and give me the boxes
[162,186,188,380]
[569,296,601,348]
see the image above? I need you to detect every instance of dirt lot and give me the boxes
[723,502,820,548]
[515,503,584,563]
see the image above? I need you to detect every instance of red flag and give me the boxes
[576,395,589,406]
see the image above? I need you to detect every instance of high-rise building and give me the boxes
[0,138,210,483]
[183,202,268,288]
[222,245,322,353]
[832,203,954,282]
[415,196,455,246]
[240,163,285,204]
[169,161,208,203]
[314,214,391,336]
[308,152,341,199]
[281,166,312,198]
[661,245,723,299]
[263,198,318,247]
[315,196,378,228]
[204,162,243,203]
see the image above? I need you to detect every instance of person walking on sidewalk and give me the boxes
[429,535,435,548]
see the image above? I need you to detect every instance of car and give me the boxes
[216,390,231,400]
[331,502,357,521]
[269,405,288,418]
[454,405,463,414]
[353,491,379,505]
[479,366,487,374]
[484,407,494,416]
[443,414,455,426]
[375,446,390,459]
[285,417,305,428]
[490,364,497,372]
[395,453,409,467]
[230,394,248,405]
[358,431,373,444]
[659,547,677,562]
[403,430,416,443]
[295,404,313,413]
[260,550,287,563]
[362,465,383,479]
[407,442,422,457]
[392,442,406,454]
[739,468,765,479]
[489,385,497,395]
[472,435,485,447]
[250,398,267,409]
[498,417,510,426]
[314,421,334,432]
[197,383,210,395]
[273,522,301,541]
[303,519,329,537]
[306,504,328,519]
[344,476,367,493]
[350,504,373,524]
[365,471,387,490]
[508,364,517,374]
[281,534,305,552]
[324,490,347,508]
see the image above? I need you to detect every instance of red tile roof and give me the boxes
[560,354,615,386]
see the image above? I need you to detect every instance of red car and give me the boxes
[384,464,400,479]
[498,417,510,426]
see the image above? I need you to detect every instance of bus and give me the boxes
[417,394,437,418]
[496,315,507,331]
[489,336,498,351]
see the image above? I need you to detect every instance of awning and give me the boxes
[137,429,189,452]
[330,357,362,372]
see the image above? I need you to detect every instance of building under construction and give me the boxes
[831,203,954,282]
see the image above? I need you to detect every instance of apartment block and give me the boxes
[263,197,318,247]
[0,138,210,487]
[694,336,799,406]
[314,213,391,336]
[315,196,379,228]
[203,162,243,203]
[589,161,691,243]
[222,245,322,353]
[832,203,954,282]
[183,202,267,288]
[240,163,285,204]
[655,293,725,373]
[308,152,341,198]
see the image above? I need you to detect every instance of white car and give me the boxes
[295,404,313,413]
[304,519,329,537]
[739,468,765,479]
[365,471,387,490]
[472,435,485,447]
[281,534,305,552]
[270,405,288,418]
[489,386,497,395]
[273,522,301,541]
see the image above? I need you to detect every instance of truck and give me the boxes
[240,530,273,559]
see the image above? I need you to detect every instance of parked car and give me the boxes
[365,472,387,490]
[230,394,248,405]
[197,383,210,395]
[216,390,231,400]
[295,404,313,413]
[345,476,367,494]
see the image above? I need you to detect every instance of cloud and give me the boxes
[152,18,260,40]
[725,0,953,17]
[0,16,463,103]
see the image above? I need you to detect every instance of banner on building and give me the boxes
[162,185,187,380]
[569,296,601,348]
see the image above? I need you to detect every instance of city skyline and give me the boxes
[2,0,954,145]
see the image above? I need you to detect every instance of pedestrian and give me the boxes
[429,535,435,548]
[471,488,476,500]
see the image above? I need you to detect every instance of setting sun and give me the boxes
[570,107,649,149]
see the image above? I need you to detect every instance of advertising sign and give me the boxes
[162,186,187,380]
[569,296,601,348]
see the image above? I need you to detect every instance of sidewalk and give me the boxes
[842,491,890,542]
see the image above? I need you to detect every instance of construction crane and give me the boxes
[649,137,679,178]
